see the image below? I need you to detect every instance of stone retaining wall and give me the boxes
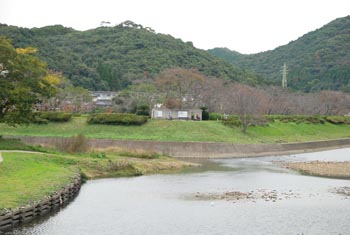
[0,176,81,232]
[6,135,350,158]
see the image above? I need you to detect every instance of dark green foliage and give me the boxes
[267,115,350,125]
[135,104,150,116]
[209,113,224,120]
[202,111,209,121]
[268,115,325,124]
[118,151,161,159]
[0,22,264,91]
[209,16,350,92]
[325,116,350,124]
[31,115,49,124]
[32,112,72,123]
[87,113,148,125]
[200,107,209,120]
[222,116,242,127]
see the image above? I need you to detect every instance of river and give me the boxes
[5,148,350,235]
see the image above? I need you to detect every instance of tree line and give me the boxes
[1,36,349,134]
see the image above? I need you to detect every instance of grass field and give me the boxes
[1,117,350,143]
[0,152,77,210]
[0,144,194,210]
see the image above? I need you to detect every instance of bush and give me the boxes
[324,116,350,124]
[202,110,209,120]
[87,113,148,125]
[32,112,72,123]
[55,134,88,153]
[135,104,150,116]
[269,115,324,124]
[31,115,49,124]
[209,113,224,120]
[200,106,209,121]
[222,115,241,127]
[118,150,161,159]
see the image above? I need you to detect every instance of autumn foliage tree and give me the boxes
[0,37,58,125]
[155,67,205,108]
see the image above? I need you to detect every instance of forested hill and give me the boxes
[208,16,350,92]
[0,21,263,91]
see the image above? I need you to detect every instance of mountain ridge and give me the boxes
[208,16,350,92]
[0,21,263,91]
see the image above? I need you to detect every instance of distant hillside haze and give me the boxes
[0,21,263,91]
[208,16,350,92]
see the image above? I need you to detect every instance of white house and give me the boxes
[151,108,202,120]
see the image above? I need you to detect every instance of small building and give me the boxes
[151,108,202,120]
[91,91,118,106]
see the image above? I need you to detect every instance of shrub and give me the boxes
[135,104,150,116]
[325,116,347,124]
[31,115,49,124]
[118,150,161,159]
[32,112,72,123]
[200,106,209,121]
[222,115,241,127]
[209,113,224,121]
[87,113,148,125]
[202,110,209,120]
[269,115,324,124]
[55,134,89,153]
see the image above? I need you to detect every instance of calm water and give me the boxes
[5,148,350,235]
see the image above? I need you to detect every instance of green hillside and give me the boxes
[0,21,263,91]
[208,16,350,92]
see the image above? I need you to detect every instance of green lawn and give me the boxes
[1,117,350,143]
[0,152,77,210]
[0,146,194,210]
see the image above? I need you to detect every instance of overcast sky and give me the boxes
[0,0,349,54]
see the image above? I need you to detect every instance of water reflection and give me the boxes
[5,148,350,235]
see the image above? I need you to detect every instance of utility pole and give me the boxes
[281,62,288,88]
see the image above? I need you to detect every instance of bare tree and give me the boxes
[226,83,269,133]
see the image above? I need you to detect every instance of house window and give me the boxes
[154,110,163,118]
[178,111,188,118]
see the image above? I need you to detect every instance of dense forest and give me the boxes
[0,21,263,91]
[208,16,350,92]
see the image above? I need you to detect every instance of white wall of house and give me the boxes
[151,108,202,120]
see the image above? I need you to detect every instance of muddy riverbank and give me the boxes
[281,161,350,179]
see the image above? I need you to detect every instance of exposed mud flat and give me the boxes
[191,189,301,203]
[280,161,350,179]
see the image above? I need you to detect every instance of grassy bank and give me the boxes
[1,117,350,143]
[0,140,195,211]
[0,152,77,210]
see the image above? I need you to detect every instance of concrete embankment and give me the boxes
[6,135,350,158]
